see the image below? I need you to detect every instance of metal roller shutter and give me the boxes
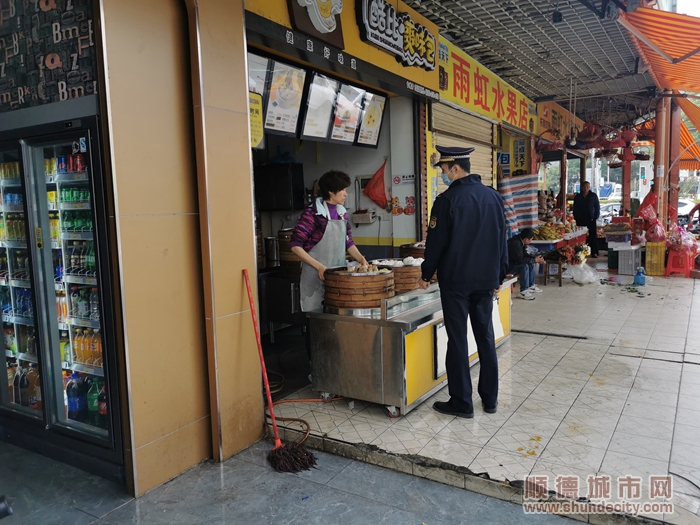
[433,104,494,188]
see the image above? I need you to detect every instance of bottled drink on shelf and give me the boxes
[26,329,36,355]
[12,366,21,403]
[72,329,83,363]
[27,365,41,411]
[19,368,29,406]
[63,211,73,231]
[79,242,87,271]
[70,285,80,316]
[66,373,87,422]
[4,327,16,354]
[81,328,92,363]
[90,329,102,367]
[85,242,95,274]
[78,289,89,318]
[59,330,70,362]
[74,212,85,231]
[89,288,99,320]
[0,216,4,240]
[98,383,108,429]
[7,364,17,402]
[87,379,101,427]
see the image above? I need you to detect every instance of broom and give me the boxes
[243,269,316,473]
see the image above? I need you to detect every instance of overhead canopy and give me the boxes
[619,7,700,92]
[634,117,700,171]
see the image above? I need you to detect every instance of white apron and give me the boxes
[300,201,347,312]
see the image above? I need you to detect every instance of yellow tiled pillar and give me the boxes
[185,0,263,461]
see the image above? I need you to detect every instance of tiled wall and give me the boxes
[100,0,262,495]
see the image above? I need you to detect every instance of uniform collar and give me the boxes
[315,197,346,218]
[450,174,482,186]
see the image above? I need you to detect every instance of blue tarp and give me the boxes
[599,183,613,198]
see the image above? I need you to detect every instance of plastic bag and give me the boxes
[645,219,667,242]
[667,224,693,252]
[362,161,389,210]
[565,263,600,284]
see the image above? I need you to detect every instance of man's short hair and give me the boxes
[443,158,471,174]
[520,227,535,239]
[582,181,591,187]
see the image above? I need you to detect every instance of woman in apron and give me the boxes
[290,170,367,312]
[291,171,367,377]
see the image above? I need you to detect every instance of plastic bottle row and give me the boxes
[0,215,27,241]
[44,155,85,176]
[59,328,102,367]
[7,363,41,411]
[1,192,24,206]
[60,187,91,204]
[4,324,37,356]
[1,289,34,318]
[65,372,108,428]
[62,211,93,232]
[0,162,20,180]
[56,286,99,321]
[59,242,97,276]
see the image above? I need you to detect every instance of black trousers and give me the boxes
[585,219,599,255]
[440,288,499,413]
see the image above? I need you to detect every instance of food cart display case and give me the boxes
[308,278,517,417]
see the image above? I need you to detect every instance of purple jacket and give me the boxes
[290,199,355,252]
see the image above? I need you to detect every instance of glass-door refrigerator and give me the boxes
[0,116,123,479]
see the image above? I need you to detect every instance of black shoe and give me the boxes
[483,403,498,414]
[433,401,474,419]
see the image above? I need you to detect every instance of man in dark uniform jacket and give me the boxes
[572,181,600,257]
[417,146,508,418]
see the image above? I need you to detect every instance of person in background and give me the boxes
[573,181,600,257]
[290,171,367,373]
[417,145,508,419]
[507,227,545,301]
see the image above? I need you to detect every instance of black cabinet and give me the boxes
[255,163,305,211]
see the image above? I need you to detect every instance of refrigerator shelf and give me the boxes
[10,279,31,288]
[1,205,24,212]
[59,203,91,210]
[0,179,21,188]
[66,317,100,329]
[64,275,97,286]
[9,316,34,326]
[71,363,104,377]
[54,172,89,183]
[17,353,38,363]
[2,241,28,248]
[61,232,93,240]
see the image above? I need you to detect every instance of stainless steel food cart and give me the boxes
[308,278,517,416]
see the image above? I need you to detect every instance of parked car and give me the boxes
[596,203,621,227]
[677,198,698,227]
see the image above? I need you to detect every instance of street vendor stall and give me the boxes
[308,275,517,417]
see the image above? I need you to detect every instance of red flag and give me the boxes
[363,161,389,210]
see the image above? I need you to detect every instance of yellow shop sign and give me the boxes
[438,37,537,135]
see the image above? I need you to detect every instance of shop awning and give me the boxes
[633,117,700,171]
[619,7,700,92]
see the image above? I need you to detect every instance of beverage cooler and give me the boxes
[0,116,123,481]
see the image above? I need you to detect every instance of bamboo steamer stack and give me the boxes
[391,264,422,294]
[278,229,302,281]
[324,268,395,308]
[398,243,437,283]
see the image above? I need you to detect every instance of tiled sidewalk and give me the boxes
[277,274,700,524]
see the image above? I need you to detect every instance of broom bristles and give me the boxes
[267,443,317,473]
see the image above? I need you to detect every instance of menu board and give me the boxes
[329,84,365,144]
[301,74,340,141]
[356,93,387,147]
[264,61,307,136]
[247,53,270,96]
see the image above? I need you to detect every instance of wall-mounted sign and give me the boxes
[264,61,307,136]
[301,73,340,140]
[356,0,437,71]
[438,37,537,135]
[287,0,345,49]
[249,92,265,149]
[537,102,584,143]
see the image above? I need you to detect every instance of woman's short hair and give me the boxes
[319,170,351,200]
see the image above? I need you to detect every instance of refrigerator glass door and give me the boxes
[27,137,108,438]
[0,142,43,417]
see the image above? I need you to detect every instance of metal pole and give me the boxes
[654,91,670,223]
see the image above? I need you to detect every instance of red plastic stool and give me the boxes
[665,250,691,278]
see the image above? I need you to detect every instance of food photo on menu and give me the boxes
[265,61,306,135]
[357,93,386,146]
[301,74,339,140]
[330,84,364,144]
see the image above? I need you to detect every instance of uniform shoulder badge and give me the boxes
[429,216,437,228]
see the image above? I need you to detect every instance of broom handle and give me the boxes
[243,269,282,447]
